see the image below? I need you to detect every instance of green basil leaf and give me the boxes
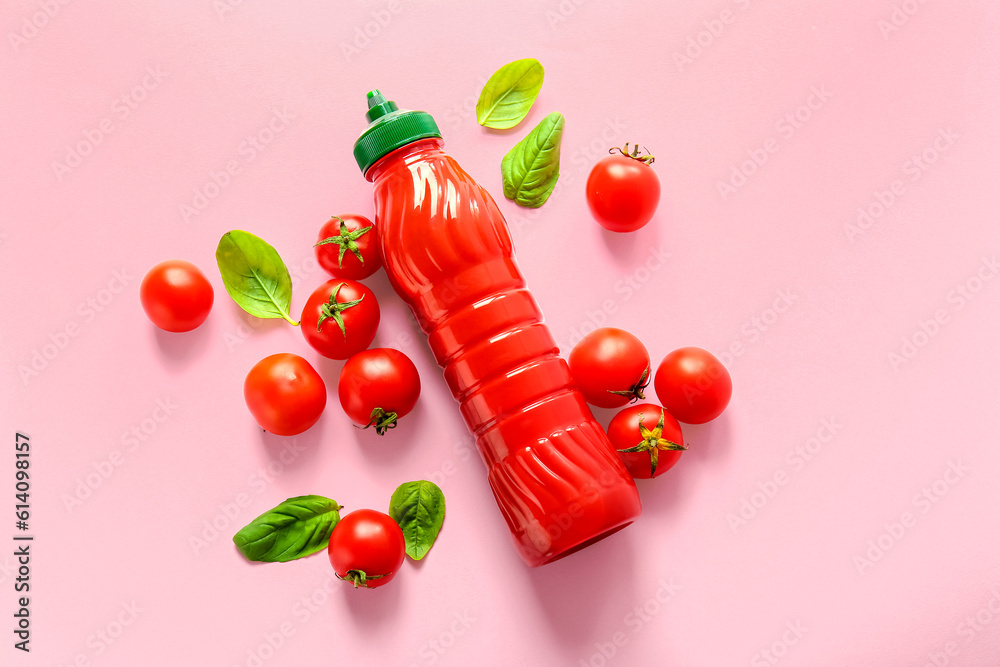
[232,495,342,563]
[216,230,298,325]
[388,481,445,561]
[501,111,565,208]
[476,58,545,129]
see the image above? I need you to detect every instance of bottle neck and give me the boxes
[365,137,445,182]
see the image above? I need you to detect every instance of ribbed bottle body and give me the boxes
[369,140,641,565]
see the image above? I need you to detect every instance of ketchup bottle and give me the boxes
[354,91,641,566]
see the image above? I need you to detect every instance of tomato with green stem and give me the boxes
[338,348,420,434]
[569,327,650,408]
[315,214,382,280]
[586,143,661,233]
[328,509,406,589]
[608,404,686,479]
[243,353,326,436]
[300,279,379,360]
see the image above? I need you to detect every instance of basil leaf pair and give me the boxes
[232,482,446,564]
[478,58,564,209]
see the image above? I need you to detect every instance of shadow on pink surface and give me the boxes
[257,420,326,471]
[598,197,670,267]
[523,532,644,647]
[347,394,429,468]
[680,412,734,466]
[339,570,404,629]
[151,319,213,366]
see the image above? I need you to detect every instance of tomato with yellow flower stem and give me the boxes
[607,403,686,479]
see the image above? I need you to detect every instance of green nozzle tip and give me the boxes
[365,90,397,122]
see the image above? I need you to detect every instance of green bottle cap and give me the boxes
[353,90,441,175]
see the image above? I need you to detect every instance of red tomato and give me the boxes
[654,347,732,424]
[315,214,382,280]
[328,509,406,589]
[300,279,379,360]
[139,259,214,332]
[608,404,686,478]
[568,328,650,408]
[585,144,661,233]
[338,348,420,434]
[243,353,327,436]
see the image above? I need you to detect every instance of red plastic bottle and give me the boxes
[354,91,641,566]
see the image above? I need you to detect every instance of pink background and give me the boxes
[4,1,1000,665]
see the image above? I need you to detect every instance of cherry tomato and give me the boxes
[585,144,660,233]
[139,259,214,332]
[300,279,379,360]
[568,328,650,408]
[338,348,420,434]
[328,509,406,589]
[608,403,686,479]
[314,214,382,280]
[243,353,327,436]
[654,347,732,424]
